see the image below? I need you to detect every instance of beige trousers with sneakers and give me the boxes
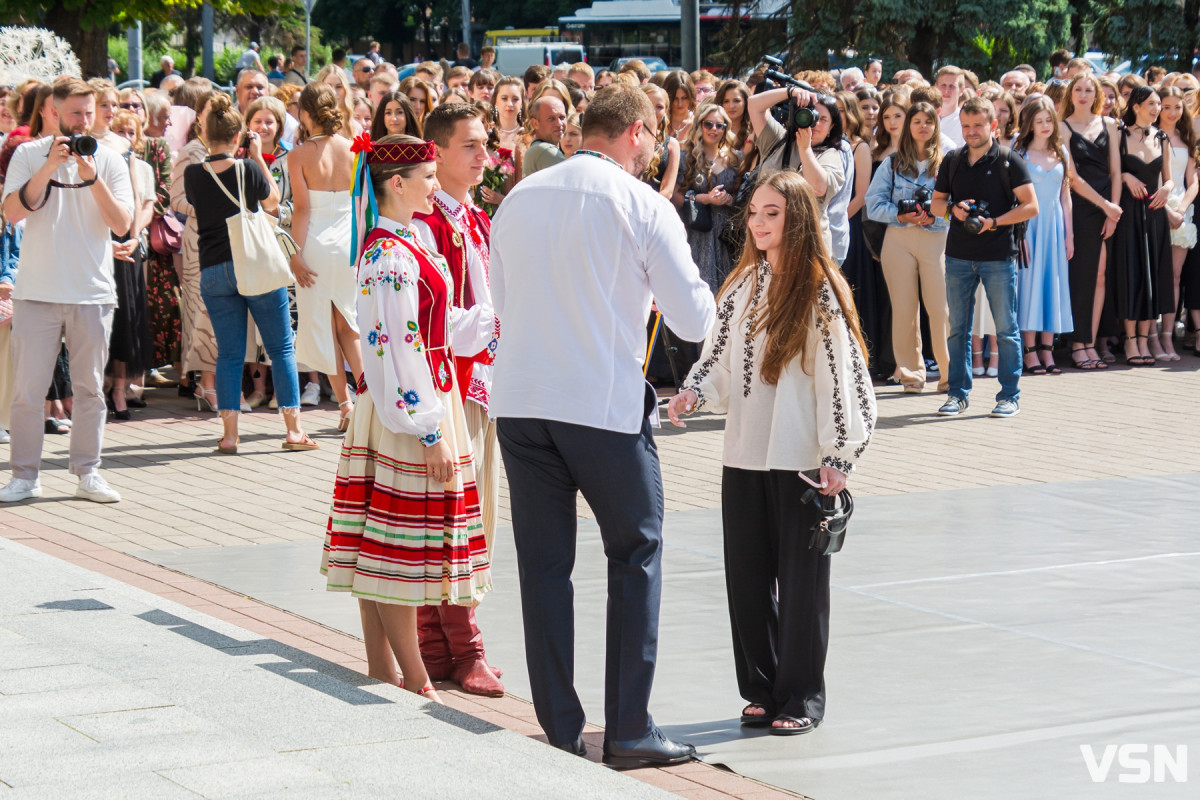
[880,225,950,391]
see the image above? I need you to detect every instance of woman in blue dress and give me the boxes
[1015,96,1074,374]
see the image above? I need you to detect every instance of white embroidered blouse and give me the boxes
[682,261,877,473]
[357,217,451,445]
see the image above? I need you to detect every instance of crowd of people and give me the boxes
[0,41,1194,767]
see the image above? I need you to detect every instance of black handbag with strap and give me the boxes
[680,190,713,232]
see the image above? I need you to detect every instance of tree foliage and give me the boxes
[1090,0,1200,73]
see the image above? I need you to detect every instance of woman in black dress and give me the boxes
[1059,74,1123,369]
[1113,86,1175,365]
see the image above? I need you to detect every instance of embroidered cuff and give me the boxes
[419,428,443,447]
[821,455,854,474]
[683,385,706,411]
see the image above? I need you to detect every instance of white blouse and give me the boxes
[357,219,450,445]
[682,261,877,473]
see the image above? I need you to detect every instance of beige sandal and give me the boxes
[281,434,320,451]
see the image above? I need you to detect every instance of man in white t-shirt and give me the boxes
[236,42,263,75]
[935,65,966,148]
[0,78,134,504]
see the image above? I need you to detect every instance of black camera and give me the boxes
[760,55,821,130]
[66,134,97,157]
[897,187,932,216]
[962,200,991,234]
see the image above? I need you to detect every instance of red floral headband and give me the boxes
[351,132,437,164]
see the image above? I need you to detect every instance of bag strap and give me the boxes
[203,160,246,212]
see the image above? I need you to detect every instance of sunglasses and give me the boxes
[120,103,144,110]
[358,64,375,72]
[701,120,727,131]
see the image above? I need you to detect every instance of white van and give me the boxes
[493,43,587,77]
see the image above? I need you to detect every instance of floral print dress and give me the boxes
[140,136,180,366]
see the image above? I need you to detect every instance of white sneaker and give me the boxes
[300,381,321,406]
[240,396,252,413]
[76,472,121,503]
[0,429,10,444]
[0,477,42,502]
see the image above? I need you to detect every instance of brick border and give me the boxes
[0,509,810,800]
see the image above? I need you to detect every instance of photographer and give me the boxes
[748,86,846,257]
[865,102,950,393]
[930,96,1038,419]
[0,78,134,504]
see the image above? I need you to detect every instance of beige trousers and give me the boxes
[0,324,13,430]
[464,400,498,556]
[880,225,950,391]
[9,301,114,479]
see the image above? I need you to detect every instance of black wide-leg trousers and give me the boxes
[722,466,831,722]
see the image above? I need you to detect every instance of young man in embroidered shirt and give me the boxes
[410,103,505,698]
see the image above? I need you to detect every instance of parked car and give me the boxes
[610,56,669,74]
[493,43,587,77]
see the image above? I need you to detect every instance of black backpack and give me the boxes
[943,144,1029,268]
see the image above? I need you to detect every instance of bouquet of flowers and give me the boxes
[474,148,515,218]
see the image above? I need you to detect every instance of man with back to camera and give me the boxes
[409,103,505,698]
[930,96,1039,420]
[0,78,134,504]
[489,84,715,767]
[521,94,567,178]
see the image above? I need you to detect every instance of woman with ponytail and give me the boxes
[182,93,315,453]
[320,133,491,702]
[288,83,363,430]
[668,170,875,737]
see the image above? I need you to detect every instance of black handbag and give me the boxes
[680,191,713,232]
[800,483,854,555]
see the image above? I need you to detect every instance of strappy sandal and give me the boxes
[770,715,819,736]
[281,433,320,451]
[1070,345,1098,370]
[1022,346,1047,375]
[337,399,354,432]
[1126,336,1154,366]
[1036,343,1061,374]
[215,438,240,455]
[740,703,774,727]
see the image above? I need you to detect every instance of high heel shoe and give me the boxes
[337,399,354,432]
[195,388,218,412]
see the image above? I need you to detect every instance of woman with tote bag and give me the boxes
[183,93,317,454]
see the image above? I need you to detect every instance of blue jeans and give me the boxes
[199,261,300,411]
[944,257,1021,404]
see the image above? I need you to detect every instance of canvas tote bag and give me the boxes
[203,159,291,296]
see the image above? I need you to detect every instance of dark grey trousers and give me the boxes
[497,397,664,745]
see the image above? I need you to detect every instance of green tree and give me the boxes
[1090,0,1200,73]
[1,1,283,78]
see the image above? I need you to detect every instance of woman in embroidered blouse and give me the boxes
[668,170,876,737]
[320,134,491,702]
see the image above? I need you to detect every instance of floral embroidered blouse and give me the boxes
[682,260,877,473]
[358,217,456,446]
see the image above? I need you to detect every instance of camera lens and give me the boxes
[793,106,818,128]
[69,134,98,157]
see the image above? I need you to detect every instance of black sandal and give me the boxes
[770,715,819,736]
[1036,344,1062,374]
[1070,345,1098,370]
[741,703,774,726]
[1022,345,1047,375]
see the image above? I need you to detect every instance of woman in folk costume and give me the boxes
[320,133,491,701]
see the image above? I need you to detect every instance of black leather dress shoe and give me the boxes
[554,735,587,757]
[602,726,696,769]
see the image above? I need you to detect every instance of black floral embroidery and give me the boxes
[819,284,848,451]
[845,317,875,460]
[683,276,743,409]
[823,456,854,473]
[742,260,769,397]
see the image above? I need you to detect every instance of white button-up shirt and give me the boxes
[490,152,716,434]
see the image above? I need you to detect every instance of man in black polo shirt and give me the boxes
[931,97,1038,419]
